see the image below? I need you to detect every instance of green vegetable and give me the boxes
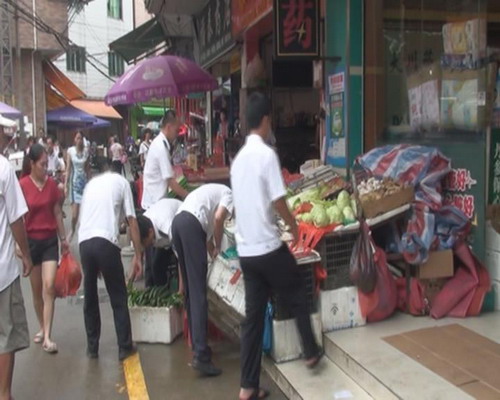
[299,212,313,223]
[342,206,356,224]
[311,204,329,227]
[351,199,358,218]
[327,205,343,224]
[337,190,351,210]
[127,285,183,308]
[287,185,328,210]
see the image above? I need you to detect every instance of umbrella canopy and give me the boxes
[0,102,21,118]
[47,105,97,125]
[104,55,218,106]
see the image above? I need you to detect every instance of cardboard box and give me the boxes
[416,250,454,279]
[360,186,414,219]
[319,287,365,333]
[207,257,246,316]
[130,306,183,344]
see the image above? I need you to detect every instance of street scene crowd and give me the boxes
[0,92,323,400]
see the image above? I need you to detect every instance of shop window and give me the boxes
[66,46,86,73]
[108,52,125,77]
[107,0,122,19]
[364,0,493,148]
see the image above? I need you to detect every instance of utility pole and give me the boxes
[14,6,26,148]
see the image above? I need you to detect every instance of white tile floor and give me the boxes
[325,312,500,400]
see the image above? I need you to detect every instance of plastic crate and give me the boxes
[317,232,358,290]
[272,262,317,321]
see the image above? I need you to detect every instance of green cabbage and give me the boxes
[299,212,313,223]
[343,206,356,224]
[311,204,329,227]
[337,190,351,210]
[327,205,343,224]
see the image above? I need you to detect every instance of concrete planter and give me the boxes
[129,306,183,344]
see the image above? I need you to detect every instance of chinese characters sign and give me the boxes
[274,0,320,58]
[443,168,477,220]
[196,0,233,67]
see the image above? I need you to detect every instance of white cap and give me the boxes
[0,115,17,136]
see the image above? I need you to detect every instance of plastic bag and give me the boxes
[54,252,82,298]
[350,221,377,294]
[358,246,398,322]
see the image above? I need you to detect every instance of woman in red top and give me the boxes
[20,144,69,354]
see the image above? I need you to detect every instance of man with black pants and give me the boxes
[78,158,143,361]
[231,92,323,400]
[171,184,233,377]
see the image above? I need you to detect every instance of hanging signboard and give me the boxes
[274,0,320,58]
[325,68,347,168]
[196,0,233,67]
[232,0,272,37]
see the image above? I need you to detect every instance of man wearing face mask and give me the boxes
[0,116,33,400]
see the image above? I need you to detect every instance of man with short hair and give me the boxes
[138,129,152,168]
[142,110,187,210]
[78,157,143,361]
[0,116,33,400]
[231,93,323,400]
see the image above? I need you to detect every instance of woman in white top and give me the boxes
[65,131,90,241]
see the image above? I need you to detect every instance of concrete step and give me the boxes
[262,354,373,400]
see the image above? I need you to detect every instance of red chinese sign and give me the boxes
[232,0,273,36]
[275,0,320,58]
[443,168,478,220]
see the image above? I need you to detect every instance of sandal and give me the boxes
[33,332,44,344]
[239,388,270,400]
[42,341,58,354]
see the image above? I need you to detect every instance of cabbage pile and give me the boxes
[294,189,357,227]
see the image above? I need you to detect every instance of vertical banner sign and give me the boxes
[326,69,347,168]
[489,129,500,204]
[196,0,233,67]
[274,0,320,58]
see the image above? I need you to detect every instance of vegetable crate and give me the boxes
[317,232,358,290]
[272,262,317,321]
[129,306,183,344]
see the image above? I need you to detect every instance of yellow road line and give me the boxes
[123,352,150,400]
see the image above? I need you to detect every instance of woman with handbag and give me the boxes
[20,144,70,354]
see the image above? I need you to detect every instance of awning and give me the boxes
[47,105,97,125]
[45,84,69,111]
[141,105,171,117]
[70,99,122,119]
[0,102,21,118]
[43,61,85,101]
[109,18,168,64]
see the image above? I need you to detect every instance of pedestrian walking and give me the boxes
[142,110,187,288]
[78,158,142,361]
[109,136,124,175]
[230,93,323,400]
[19,144,69,354]
[171,183,233,377]
[0,116,33,400]
[137,199,181,287]
[138,129,152,169]
[65,131,90,242]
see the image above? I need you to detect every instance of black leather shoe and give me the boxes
[119,345,137,361]
[191,358,222,377]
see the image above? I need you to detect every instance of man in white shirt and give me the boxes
[141,110,187,210]
[138,129,152,168]
[137,198,181,286]
[171,184,233,377]
[0,116,33,400]
[230,93,322,400]
[78,158,143,361]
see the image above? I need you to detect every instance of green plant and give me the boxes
[127,282,183,308]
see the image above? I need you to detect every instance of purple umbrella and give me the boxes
[104,55,218,106]
[0,101,21,118]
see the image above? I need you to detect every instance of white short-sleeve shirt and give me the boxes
[144,198,182,247]
[139,141,151,159]
[0,156,28,291]
[141,133,174,209]
[78,172,136,247]
[177,183,233,239]
[47,151,61,175]
[230,134,286,257]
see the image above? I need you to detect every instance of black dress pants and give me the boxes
[80,238,133,353]
[239,244,319,389]
[171,211,211,362]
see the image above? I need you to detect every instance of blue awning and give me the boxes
[47,105,97,124]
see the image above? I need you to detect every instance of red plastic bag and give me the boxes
[350,221,377,294]
[396,277,427,316]
[358,246,398,322]
[55,252,82,298]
